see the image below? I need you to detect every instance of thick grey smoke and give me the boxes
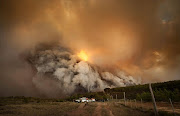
[29,46,139,97]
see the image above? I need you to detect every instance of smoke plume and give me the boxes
[28,45,139,97]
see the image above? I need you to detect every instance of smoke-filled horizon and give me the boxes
[0,0,180,97]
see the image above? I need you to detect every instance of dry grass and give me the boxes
[108,102,153,116]
[101,105,109,116]
[0,102,79,116]
[115,100,180,116]
[84,102,97,115]
[119,100,180,114]
[1,99,179,116]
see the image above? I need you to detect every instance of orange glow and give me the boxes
[77,50,88,61]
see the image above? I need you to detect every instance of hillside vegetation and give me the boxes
[1,80,179,103]
[104,80,180,102]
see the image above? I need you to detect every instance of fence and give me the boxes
[108,83,179,116]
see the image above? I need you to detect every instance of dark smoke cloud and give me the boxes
[0,0,180,97]
[27,45,139,97]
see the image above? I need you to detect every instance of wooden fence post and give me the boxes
[149,83,158,116]
[169,98,176,116]
[141,98,143,108]
[135,99,137,108]
[123,92,126,106]
[109,94,111,101]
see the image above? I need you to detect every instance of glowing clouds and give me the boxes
[77,50,89,61]
[30,47,139,97]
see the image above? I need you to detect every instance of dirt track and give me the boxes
[67,102,153,116]
[67,103,85,116]
[92,102,114,116]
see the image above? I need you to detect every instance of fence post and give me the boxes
[169,98,176,116]
[135,99,137,108]
[141,98,143,108]
[109,94,111,102]
[109,95,111,102]
[123,92,126,106]
[149,83,158,116]
[126,99,128,106]
[116,94,117,101]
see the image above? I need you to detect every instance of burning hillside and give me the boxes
[27,45,139,97]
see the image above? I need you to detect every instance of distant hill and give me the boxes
[104,80,180,102]
[2,80,179,103]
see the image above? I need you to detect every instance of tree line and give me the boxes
[104,80,180,102]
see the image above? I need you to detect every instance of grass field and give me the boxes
[0,97,180,116]
[0,102,152,116]
[116,99,180,114]
[0,102,79,116]
[1,100,180,116]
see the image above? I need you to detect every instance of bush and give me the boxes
[106,80,180,102]
[139,92,151,102]
[23,98,29,103]
[136,89,180,102]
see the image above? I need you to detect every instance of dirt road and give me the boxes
[92,102,114,116]
[67,102,153,116]
[67,103,85,116]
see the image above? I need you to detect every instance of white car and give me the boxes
[75,97,96,103]
[91,98,96,102]
[80,97,88,102]
[75,99,81,103]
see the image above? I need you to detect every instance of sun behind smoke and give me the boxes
[77,50,88,61]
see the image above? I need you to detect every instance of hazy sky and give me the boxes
[0,0,180,97]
